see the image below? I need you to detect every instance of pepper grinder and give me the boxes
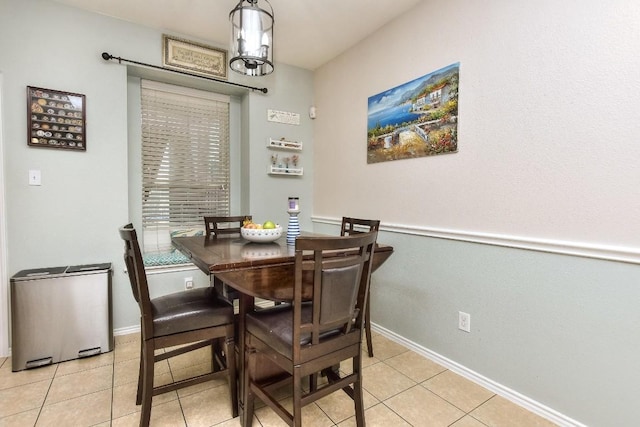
[286,197,300,245]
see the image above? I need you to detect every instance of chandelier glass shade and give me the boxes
[229,0,274,76]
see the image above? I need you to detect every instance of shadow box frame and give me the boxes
[27,86,86,151]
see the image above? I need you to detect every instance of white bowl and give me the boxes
[241,225,283,243]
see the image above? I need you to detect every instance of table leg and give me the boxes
[212,274,251,422]
[238,292,254,425]
[211,276,227,372]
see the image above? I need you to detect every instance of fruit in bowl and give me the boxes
[243,220,262,229]
[241,220,282,242]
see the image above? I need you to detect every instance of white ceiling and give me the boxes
[51,0,423,71]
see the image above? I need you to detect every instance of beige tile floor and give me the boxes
[0,332,558,426]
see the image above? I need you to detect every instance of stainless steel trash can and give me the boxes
[10,263,113,372]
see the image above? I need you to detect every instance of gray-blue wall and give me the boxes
[0,0,313,331]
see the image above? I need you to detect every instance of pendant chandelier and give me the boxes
[229,0,274,76]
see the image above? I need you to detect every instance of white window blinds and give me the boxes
[140,80,230,252]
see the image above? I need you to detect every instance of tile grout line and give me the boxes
[110,353,116,427]
[367,360,497,427]
[378,400,416,426]
[35,362,58,425]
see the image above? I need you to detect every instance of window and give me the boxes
[140,80,230,254]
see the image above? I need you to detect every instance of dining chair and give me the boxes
[242,231,378,427]
[340,217,380,358]
[204,215,251,238]
[119,224,238,427]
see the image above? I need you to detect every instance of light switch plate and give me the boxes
[29,170,41,186]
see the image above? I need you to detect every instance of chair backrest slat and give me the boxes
[204,215,251,238]
[340,217,380,236]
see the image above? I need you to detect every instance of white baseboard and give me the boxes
[114,325,140,336]
[371,323,587,427]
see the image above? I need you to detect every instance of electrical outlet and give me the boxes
[184,277,194,290]
[458,311,471,332]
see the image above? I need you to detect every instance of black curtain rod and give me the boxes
[101,52,268,94]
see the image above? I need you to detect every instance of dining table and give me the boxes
[171,232,394,423]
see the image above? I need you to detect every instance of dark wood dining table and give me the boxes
[171,232,394,422]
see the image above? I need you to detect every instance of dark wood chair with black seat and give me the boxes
[119,224,238,427]
[242,231,378,427]
[341,217,380,358]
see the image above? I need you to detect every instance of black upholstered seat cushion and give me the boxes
[246,302,347,357]
[151,287,234,337]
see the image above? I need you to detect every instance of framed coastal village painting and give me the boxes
[367,62,459,164]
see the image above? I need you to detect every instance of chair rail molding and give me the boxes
[311,216,640,265]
